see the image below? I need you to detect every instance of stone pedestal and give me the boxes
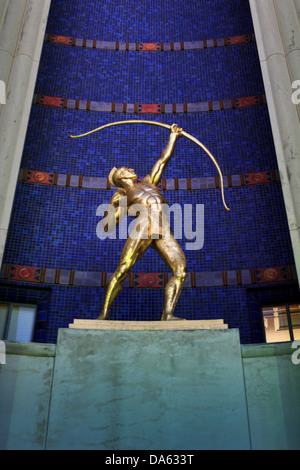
[69,318,228,331]
[46,327,250,450]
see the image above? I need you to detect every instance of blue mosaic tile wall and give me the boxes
[21,106,278,177]
[3,183,294,273]
[36,42,264,102]
[45,0,254,41]
[0,0,298,344]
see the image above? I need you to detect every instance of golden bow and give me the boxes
[71,120,230,211]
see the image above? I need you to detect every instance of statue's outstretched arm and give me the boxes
[149,123,182,185]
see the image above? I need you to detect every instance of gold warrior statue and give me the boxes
[71,119,230,321]
[99,123,186,321]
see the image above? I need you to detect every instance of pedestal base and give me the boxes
[69,319,228,330]
[46,327,250,450]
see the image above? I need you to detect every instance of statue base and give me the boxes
[45,327,250,450]
[69,319,228,330]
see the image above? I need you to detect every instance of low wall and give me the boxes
[0,341,55,450]
[0,328,299,450]
[242,342,300,450]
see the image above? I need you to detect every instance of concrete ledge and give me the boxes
[241,341,294,358]
[5,341,56,357]
[69,319,228,331]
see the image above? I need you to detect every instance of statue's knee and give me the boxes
[115,264,130,282]
[174,267,187,283]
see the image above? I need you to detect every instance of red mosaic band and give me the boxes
[135,273,164,288]
[139,43,160,51]
[45,33,255,51]
[8,265,41,283]
[19,169,280,190]
[26,170,53,185]
[1,263,296,287]
[33,94,266,113]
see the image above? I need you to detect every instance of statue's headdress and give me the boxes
[108,167,118,186]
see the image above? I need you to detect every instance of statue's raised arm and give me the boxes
[148,124,182,186]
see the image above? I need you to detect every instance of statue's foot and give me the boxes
[97,314,108,320]
[162,315,185,321]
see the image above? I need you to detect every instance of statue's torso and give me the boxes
[125,177,169,236]
[126,181,167,208]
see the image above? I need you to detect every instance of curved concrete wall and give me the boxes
[249,0,300,281]
[0,0,51,265]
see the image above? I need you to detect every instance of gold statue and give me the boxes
[71,120,230,321]
[100,124,186,320]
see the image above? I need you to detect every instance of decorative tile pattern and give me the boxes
[25,170,54,185]
[138,103,161,114]
[45,33,255,51]
[255,266,291,284]
[47,34,73,45]
[19,168,280,190]
[39,95,64,108]
[9,265,42,283]
[139,43,161,51]
[235,95,264,108]
[244,171,273,185]
[135,273,164,288]
[226,34,253,45]
[1,263,297,287]
[33,93,266,113]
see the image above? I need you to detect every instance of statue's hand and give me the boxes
[170,123,183,137]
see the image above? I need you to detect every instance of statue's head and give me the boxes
[108,167,137,187]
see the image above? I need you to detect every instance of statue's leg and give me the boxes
[153,235,187,320]
[97,232,151,320]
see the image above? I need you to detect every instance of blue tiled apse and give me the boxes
[0,0,298,344]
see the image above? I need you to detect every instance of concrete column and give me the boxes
[274,0,300,120]
[293,0,300,22]
[0,0,51,266]
[249,0,300,283]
